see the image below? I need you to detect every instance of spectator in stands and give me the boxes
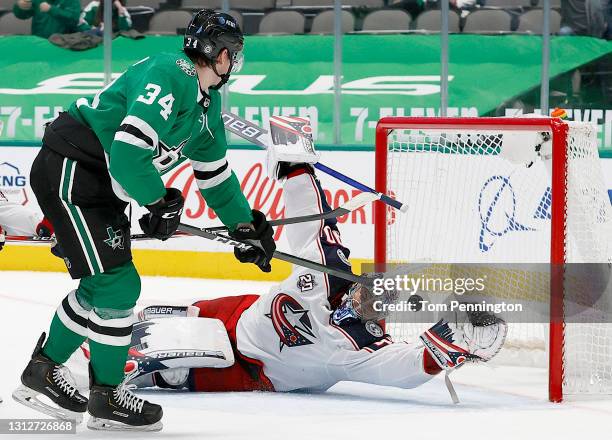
[77,0,132,34]
[12,0,80,38]
[450,0,477,12]
[559,0,606,37]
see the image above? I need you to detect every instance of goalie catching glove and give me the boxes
[139,188,185,241]
[230,209,276,273]
[420,310,507,371]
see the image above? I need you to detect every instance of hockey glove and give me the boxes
[230,209,276,272]
[139,188,185,241]
[0,226,5,251]
[36,217,54,238]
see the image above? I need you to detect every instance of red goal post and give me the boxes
[373,116,609,403]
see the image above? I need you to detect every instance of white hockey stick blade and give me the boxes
[445,371,460,404]
[216,192,378,231]
[12,385,84,424]
[342,192,379,211]
[87,417,162,432]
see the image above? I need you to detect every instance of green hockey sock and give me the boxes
[85,261,141,386]
[42,289,92,363]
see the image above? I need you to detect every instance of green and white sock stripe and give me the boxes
[55,290,91,337]
[88,310,135,346]
[59,158,104,275]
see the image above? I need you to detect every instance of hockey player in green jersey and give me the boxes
[13,9,275,431]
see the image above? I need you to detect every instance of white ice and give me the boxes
[1,271,611,439]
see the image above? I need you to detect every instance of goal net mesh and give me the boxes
[380,121,612,396]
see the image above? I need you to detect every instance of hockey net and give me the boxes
[374,117,612,401]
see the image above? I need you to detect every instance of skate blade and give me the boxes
[87,417,163,432]
[12,385,83,424]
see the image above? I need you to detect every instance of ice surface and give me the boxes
[0,271,610,439]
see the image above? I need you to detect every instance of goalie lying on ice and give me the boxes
[99,153,508,395]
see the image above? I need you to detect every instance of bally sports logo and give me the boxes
[0,162,28,204]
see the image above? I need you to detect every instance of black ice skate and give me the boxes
[87,369,163,432]
[12,333,88,423]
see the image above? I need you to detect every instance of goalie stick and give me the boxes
[221,111,408,213]
[206,192,378,233]
[177,223,369,285]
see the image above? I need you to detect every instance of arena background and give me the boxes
[1,33,611,281]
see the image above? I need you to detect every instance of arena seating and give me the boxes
[0,12,30,34]
[0,0,580,36]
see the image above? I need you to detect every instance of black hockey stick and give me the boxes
[4,232,189,243]
[205,192,378,233]
[177,223,369,285]
[4,192,375,244]
[220,112,408,213]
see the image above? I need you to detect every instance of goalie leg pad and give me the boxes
[130,317,235,370]
[81,317,236,384]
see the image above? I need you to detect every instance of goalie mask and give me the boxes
[332,275,399,325]
[184,9,244,90]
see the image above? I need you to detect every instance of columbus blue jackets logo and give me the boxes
[266,294,316,351]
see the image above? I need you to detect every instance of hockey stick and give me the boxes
[177,223,369,285]
[221,112,408,213]
[205,192,378,233]
[4,192,375,243]
[4,232,189,243]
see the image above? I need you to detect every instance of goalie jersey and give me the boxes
[67,52,251,227]
[233,170,433,392]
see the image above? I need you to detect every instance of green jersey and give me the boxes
[68,52,252,229]
[13,0,80,39]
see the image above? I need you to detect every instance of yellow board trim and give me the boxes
[0,246,370,281]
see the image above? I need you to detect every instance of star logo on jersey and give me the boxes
[104,226,124,250]
[153,137,190,173]
[266,293,315,351]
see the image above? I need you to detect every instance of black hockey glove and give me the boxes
[139,188,185,241]
[230,209,276,273]
[0,226,5,251]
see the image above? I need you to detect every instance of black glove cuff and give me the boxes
[276,163,314,180]
[146,188,184,216]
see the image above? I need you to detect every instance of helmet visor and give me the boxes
[231,50,244,73]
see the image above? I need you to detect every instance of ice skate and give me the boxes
[12,333,88,423]
[87,370,163,432]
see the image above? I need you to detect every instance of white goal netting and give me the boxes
[380,120,612,397]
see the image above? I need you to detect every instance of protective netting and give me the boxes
[381,120,612,396]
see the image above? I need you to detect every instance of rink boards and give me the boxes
[1,146,611,280]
